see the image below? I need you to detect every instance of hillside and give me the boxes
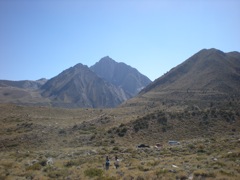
[0,79,49,105]
[119,48,240,146]
[141,48,240,95]
[90,56,151,97]
[123,48,240,109]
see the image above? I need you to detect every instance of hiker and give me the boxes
[114,156,119,169]
[105,156,110,170]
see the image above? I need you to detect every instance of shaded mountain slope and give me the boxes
[140,48,240,95]
[41,63,128,108]
[90,56,151,97]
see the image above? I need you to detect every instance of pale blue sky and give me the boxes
[0,0,240,81]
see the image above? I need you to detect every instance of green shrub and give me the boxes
[26,163,42,171]
[58,129,66,135]
[157,115,168,125]
[187,144,195,150]
[162,126,167,132]
[138,165,149,171]
[225,151,240,161]
[219,170,234,176]
[84,168,103,178]
[48,169,68,178]
[117,127,127,137]
[43,165,54,172]
[107,129,112,134]
[194,170,216,178]
[112,146,119,151]
[119,123,125,127]
[64,159,85,167]
[147,160,159,167]
[135,176,144,180]
[64,160,77,167]
[155,169,167,177]
[176,173,188,180]
[0,175,6,180]
[133,118,148,132]
[39,159,47,166]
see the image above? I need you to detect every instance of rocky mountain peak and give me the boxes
[90,57,152,97]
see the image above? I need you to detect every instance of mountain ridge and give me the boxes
[0,57,152,108]
[1,49,239,108]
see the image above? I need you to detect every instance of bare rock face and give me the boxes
[90,56,152,97]
[41,63,128,108]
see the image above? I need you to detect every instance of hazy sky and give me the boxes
[0,0,240,81]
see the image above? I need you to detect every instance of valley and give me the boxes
[1,49,240,179]
[0,96,240,179]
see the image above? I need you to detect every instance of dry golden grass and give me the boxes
[0,100,240,179]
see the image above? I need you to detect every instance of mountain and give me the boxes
[0,78,48,104]
[4,49,238,108]
[0,78,47,90]
[0,57,151,108]
[119,48,240,151]
[139,48,240,99]
[41,63,128,108]
[90,56,152,97]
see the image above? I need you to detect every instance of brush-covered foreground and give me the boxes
[0,102,240,180]
[1,135,240,180]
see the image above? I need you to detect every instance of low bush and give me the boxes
[64,159,85,167]
[0,175,6,180]
[118,127,127,137]
[47,169,68,178]
[112,146,119,151]
[138,165,150,172]
[155,169,167,177]
[26,163,42,171]
[84,168,103,178]
[39,159,47,166]
[194,170,216,178]
[133,119,148,132]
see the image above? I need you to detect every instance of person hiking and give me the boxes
[114,156,119,169]
[105,156,110,170]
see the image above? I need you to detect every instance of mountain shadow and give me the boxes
[41,63,129,108]
[90,56,152,97]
